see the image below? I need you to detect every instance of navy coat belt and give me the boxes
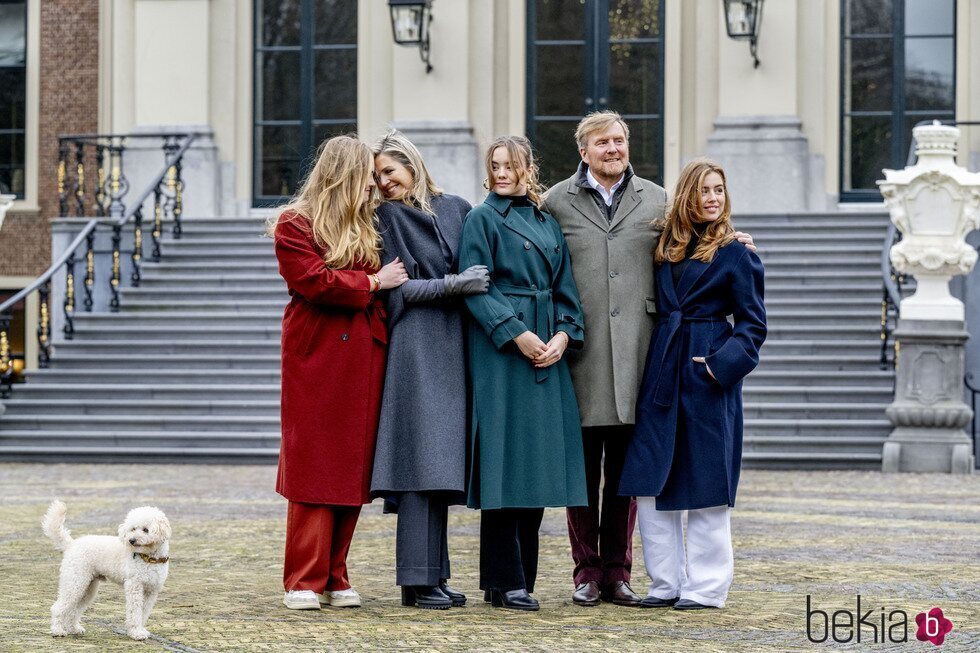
[497,282,554,383]
[651,311,723,407]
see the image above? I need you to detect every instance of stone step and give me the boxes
[123,299,288,312]
[25,368,281,384]
[741,450,882,470]
[765,270,881,283]
[164,237,274,252]
[0,445,279,464]
[13,383,280,401]
[48,352,280,369]
[139,274,283,287]
[2,398,279,416]
[748,231,884,245]
[758,256,878,269]
[743,435,887,454]
[54,339,280,355]
[742,385,893,403]
[74,311,283,327]
[141,261,279,275]
[755,355,886,371]
[765,296,882,307]
[765,325,882,340]
[155,250,275,263]
[69,324,282,341]
[744,417,892,435]
[746,369,894,387]
[742,402,888,419]
[0,413,279,430]
[758,339,881,355]
[733,218,888,231]
[0,430,280,449]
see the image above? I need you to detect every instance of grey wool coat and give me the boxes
[541,164,667,427]
[370,194,472,501]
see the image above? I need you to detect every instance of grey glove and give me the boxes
[444,265,490,296]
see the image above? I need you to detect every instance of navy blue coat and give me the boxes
[619,241,766,511]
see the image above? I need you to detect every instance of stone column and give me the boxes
[879,123,980,474]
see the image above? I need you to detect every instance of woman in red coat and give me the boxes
[271,135,408,610]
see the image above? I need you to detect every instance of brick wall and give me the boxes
[0,0,99,278]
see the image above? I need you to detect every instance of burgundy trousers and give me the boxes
[565,424,637,587]
[283,502,361,592]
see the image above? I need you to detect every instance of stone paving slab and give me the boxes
[1,464,977,652]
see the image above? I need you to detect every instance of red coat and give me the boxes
[273,212,387,505]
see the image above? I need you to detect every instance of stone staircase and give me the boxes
[0,216,285,462]
[0,211,897,468]
[737,211,895,469]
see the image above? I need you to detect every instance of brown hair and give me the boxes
[484,136,545,207]
[268,135,382,269]
[654,158,735,264]
[372,129,443,215]
[574,110,631,150]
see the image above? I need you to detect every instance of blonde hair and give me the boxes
[372,129,443,215]
[575,110,631,150]
[655,158,735,264]
[268,135,382,270]
[484,136,545,207]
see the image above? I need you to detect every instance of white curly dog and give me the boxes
[42,500,171,641]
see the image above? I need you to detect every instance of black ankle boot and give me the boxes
[401,586,452,610]
[438,580,467,607]
[490,589,539,611]
[483,589,492,603]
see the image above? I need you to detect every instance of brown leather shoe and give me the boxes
[572,581,601,606]
[602,581,642,606]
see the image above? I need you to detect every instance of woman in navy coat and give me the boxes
[619,159,766,611]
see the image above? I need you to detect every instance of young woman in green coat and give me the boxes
[459,136,589,611]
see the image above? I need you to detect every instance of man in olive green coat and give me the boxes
[541,111,664,608]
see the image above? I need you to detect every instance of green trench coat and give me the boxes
[459,192,589,510]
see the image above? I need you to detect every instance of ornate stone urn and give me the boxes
[879,122,980,321]
[878,122,979,474]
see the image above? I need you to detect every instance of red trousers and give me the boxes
[283,502,362,592]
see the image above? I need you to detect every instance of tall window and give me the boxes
[0,1,26,198]
[253,0,357,206]
[840,0,955,200]
[527,0,664,188]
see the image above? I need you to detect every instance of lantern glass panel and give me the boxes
[725,1,756,38]
[392,6,423,43]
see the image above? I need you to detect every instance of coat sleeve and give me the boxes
[552,227,585,350]
[459,208,529,349]
[705,248,767,387]
[274,215,374,310]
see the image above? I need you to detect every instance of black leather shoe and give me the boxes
[639,596,679,608]
[572,581,601,606]
[602,581,642,606]
[438,580,466,607]
[490,589,539,611]
[673,598,717,610]
[401,586,452,610]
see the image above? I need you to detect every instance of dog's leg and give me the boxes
[69,579,100,634]
[51,569,89,636]
[141,589,160,627]
[124,579,150,641]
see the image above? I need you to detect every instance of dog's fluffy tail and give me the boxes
[42,500,72,551]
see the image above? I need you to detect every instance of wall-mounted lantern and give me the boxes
[723,0,764,68]
[388,0,434,74]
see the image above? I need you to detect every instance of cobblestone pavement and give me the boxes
[1,464,977,652]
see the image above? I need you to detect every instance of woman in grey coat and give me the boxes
[370,130,490,610]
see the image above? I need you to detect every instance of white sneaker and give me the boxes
[283,590,321,610]
[319,587,361,608]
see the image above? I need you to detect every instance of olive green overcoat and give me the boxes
[459,192,589,510]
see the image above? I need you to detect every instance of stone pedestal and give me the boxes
[392,121,481,205]
[704,115,812,213]
[883,319,975,474]
[125,125,219,219]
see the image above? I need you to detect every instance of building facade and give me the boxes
[1,0,979,369]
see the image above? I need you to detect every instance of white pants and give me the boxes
[636,498,733,607]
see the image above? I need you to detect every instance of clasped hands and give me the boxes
[515,330,569,369]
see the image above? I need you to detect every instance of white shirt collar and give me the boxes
[585,168,625,207]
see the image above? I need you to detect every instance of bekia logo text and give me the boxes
[806,596,954,646]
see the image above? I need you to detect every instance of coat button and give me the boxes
[609,271,617,278]
[530,283,537,290]
[517,312,525,321]
[611,309,619,317]
[538,215,545,222]
[607,233,614,240]
[524,241,531,250]
[341,333,349,341]
[554,245,560,253]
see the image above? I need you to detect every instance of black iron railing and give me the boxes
[0,132,203,398]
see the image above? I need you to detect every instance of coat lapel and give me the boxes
[608,182,641,231]
[569,186,610,232]
[658,263,680,310]
[485,193,556,275]
[674,256,713,303]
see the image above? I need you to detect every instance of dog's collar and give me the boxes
[134,552,169,564]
